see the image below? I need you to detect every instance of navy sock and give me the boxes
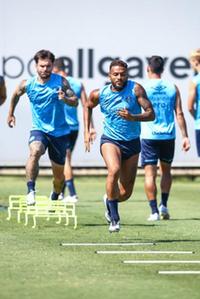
[160,193,169,207]
[107,199,120,222]
[51,191,59,200]
[149,199,159,214]
[106,198,111,215]
[65,179,76,196]
[27,181,35,193]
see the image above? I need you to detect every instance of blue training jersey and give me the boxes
[141,79,176,140]
[65,76,82,131]
[26,73,70,137]
[99,80,141,141]
[192,73,200,129]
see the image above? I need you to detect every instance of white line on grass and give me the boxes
[123,260,200,264]
[61,242,155,246]
[159,271,200,275]
[96,250,194,254]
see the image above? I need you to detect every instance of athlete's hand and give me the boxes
[118,108,134,121]
[90,127,97,143]
[7,115,16,128]
[84,131,91,152]
[58,88,66,101]
[182,137,190,152]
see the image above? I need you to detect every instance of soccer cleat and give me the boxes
[58,193,64,200]
[26,191,36,205]
[147,212,160,221]
[103,194,111,223]
[62,195,78,203]
[159,205,170,220]
[109,220,120,233]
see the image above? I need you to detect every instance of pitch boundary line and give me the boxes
[96,250,194,254]
[123,260,200,264]
[159,271,200,275]
[61,242,155,246]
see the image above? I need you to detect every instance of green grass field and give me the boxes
[0,175,200,299]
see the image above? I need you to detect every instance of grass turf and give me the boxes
[0,175,200,299]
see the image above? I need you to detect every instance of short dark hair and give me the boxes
[53,57,65,71]
[148,56,164,74]
[34,49,55,64]
[109,59,128,71]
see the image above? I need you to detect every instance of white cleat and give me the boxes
[159,205,170,220]
[62,195,78,203]
[103,194,111,223]
[26,191,36,205]
[109,221,120,233]
[58,193,64,200]
[147,212,160,221]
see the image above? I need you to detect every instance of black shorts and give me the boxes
[68,130,79,151]
[195,130,200,157]
[141,139,175,167]
[100,134,141,160]
[29,130,70,165]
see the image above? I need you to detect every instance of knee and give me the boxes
[119,188,132,202]
[107,167,120,180]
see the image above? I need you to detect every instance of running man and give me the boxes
[53,58,96,203]
[188,49,200,157]
[0,76,7,106]
[84,59,155,232]
[141,56,190,221]
[7,50,78,205]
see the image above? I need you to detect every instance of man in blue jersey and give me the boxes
[0,76,7,106]
[7,50,78,205]
[85,59,155,232]
[53,58,96,203]
[188,49,200,157]
[141,56,190,221]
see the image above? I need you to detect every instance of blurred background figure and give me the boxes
[0,76,7,106]
[188,49,200,157]
[53,58,96,203]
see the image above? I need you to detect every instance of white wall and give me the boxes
[0,0,199,166]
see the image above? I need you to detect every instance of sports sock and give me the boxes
[27,181,35,193]
[160,193,169,207]
[106,198,111,215]
[107,199,120,222]
[51,191,59,200]
[149,199,159,214]
[65,179,76,196]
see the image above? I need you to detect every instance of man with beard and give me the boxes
[84,59,155,232]
[7,50,78,205]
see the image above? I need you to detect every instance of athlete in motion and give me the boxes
[85,59,155,232]
[141,56,190,221]
[7,50,78,205]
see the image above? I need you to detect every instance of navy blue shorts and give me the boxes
[29,130,70,165]
[100,134,141,160]
[141,139,175,167]
[68,130,78,151]
[195,130,200,157]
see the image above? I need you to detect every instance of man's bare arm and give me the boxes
[59,77,78,107]
[7,80,26,127]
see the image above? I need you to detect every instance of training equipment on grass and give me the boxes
[95,250,194,254]
[61,242,155,246]
[7,194,77,229]
[123,260,200,264]
[159,271,200,275]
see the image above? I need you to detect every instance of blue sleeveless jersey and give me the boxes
[99,80,141,141]
[65,76,82,131]
[141,79,176,140]
[192,73,200,129]
[26,73,70,137]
